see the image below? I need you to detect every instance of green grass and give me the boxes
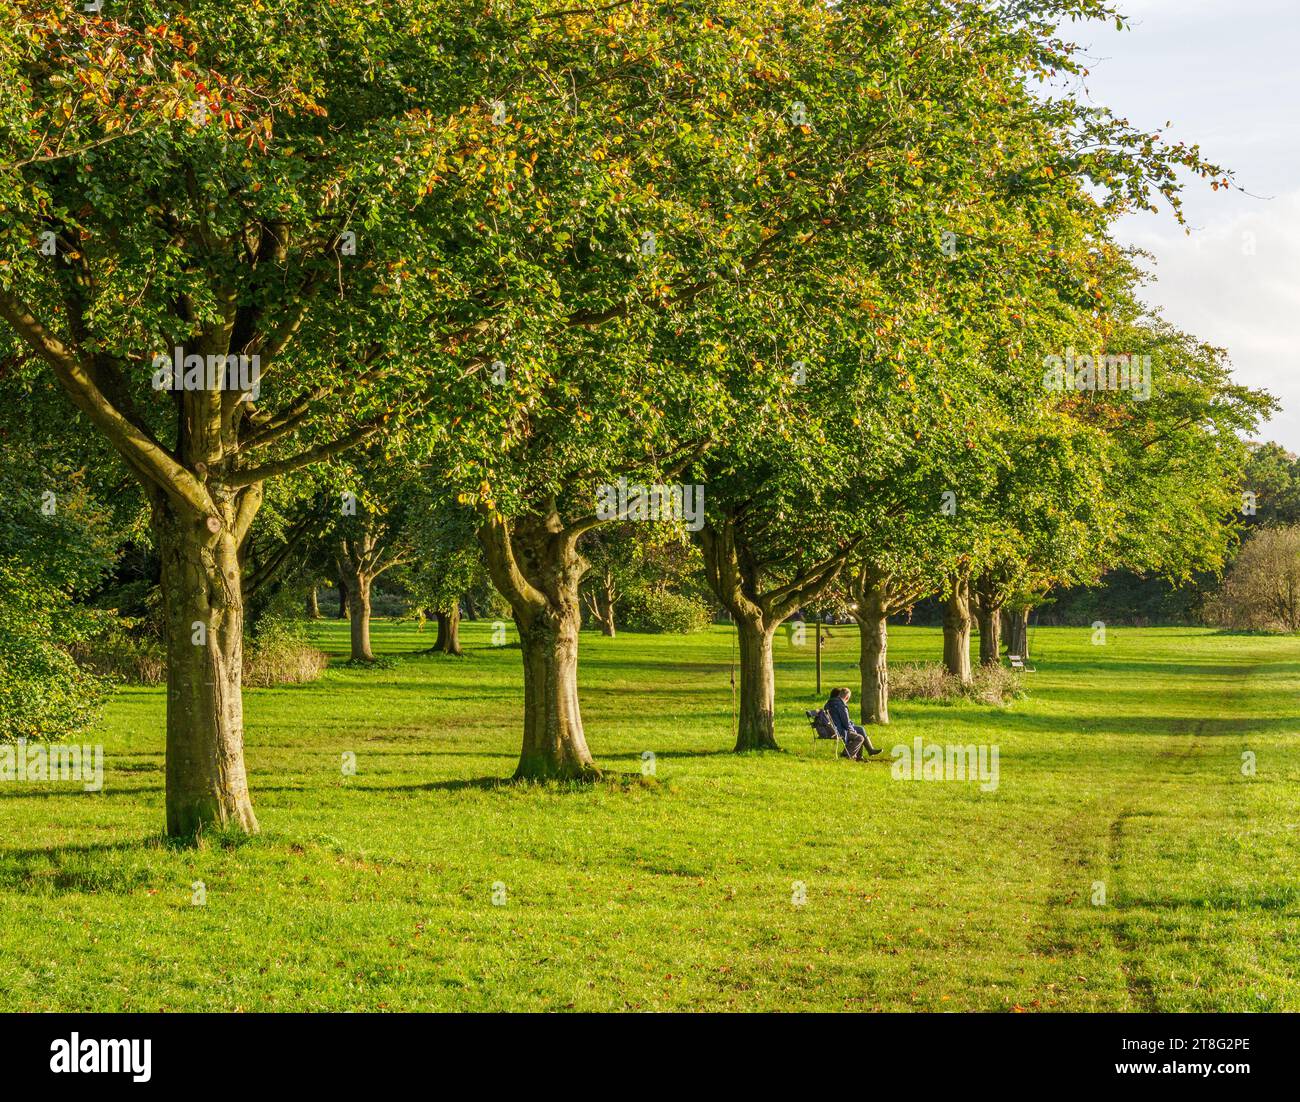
[2,620,1298,1011]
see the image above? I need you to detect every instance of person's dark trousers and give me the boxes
[844,723,881,760]
[842,726,866,760]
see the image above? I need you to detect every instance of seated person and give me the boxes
[826,687,882,760]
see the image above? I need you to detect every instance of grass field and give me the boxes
[2,620,1298,1012]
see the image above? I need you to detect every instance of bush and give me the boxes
[245,592,329,686]
[890,662,1024,706]
[73,601,327,688]
[1206,525,1300,633]
[0,565,111,742]
[69,617,165,685]
[624,589,713,634]
[368,587,410,618]
[244,639,329,686]
[244,610,327,686]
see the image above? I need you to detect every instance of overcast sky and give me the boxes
[1071,0,1299,451]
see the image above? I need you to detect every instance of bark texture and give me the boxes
[848,561,927,726]
[972,574,1006,667]
[942,565,973,685]
[1005,606,1031,659]
[478,507,599,780]
[153,492,259,836]
[433,605,462,655]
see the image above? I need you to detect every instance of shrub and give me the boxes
[624,589,713,634]
[888,662,953,701]
[244,639,329,686]
[73,602,327,688]
[1206,525,1300,633]
[69,617,165,685]
[244,593,328,686]
[0,565,111,742]
[890,661,1023,705]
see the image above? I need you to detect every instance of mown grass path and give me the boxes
[1,623,1296,1011]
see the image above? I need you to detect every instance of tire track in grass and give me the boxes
[1103,644,1261,1010]
[1107,804,1160,1012]
[1034,661,1241,1009]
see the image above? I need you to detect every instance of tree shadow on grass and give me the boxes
[0,785,156,800]
[348,776,510,795]
[0,829,279,894]
[928,709,1298,739]
[352,771,664,795]
[0,837,168,895]
[598,748,736,761]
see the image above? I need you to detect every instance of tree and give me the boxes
[0,0,1236,814]
[1242,443,1300,528]
[0,416,127,735]
[847,559,932,725]
[4,1,719,821]
[579,529,629,638]
[1207,526,1300,633]
[406,489,484,657]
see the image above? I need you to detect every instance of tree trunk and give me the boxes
[972,577,1004,667]
[735,616,779,750]
[433,604,462,655]
[1006,607,1031,659]
[340,568,373,661]
[335,576,349,619]
[976,606,1001,666]
[943,570,973,685]
[478,510,599,780]
[596,587,616,637]
[516,603,594,779]
[305,585,320,619]
[856,608,890,725]
[154,501,258,837]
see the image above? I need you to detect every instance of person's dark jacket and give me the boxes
[826,695,854,737]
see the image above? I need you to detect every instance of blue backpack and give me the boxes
[806,708,840,741]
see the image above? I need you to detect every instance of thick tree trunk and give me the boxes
[856,610,890,725]
[433,605,462,655]
[735,617,779,750]
[516,603,595,779]
[340,569,373,661]
[154,502,258,837]
[1006,607,1031,659]
[943,571,973,685]
[478,510,599,780]
[335,576,349,619]
[305,585,320,619]
[976,606,1001,666]
[972,577,1004,667]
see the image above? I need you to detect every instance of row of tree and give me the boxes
[0,1,1272,836]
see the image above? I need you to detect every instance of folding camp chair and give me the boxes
[806,709,845,758]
